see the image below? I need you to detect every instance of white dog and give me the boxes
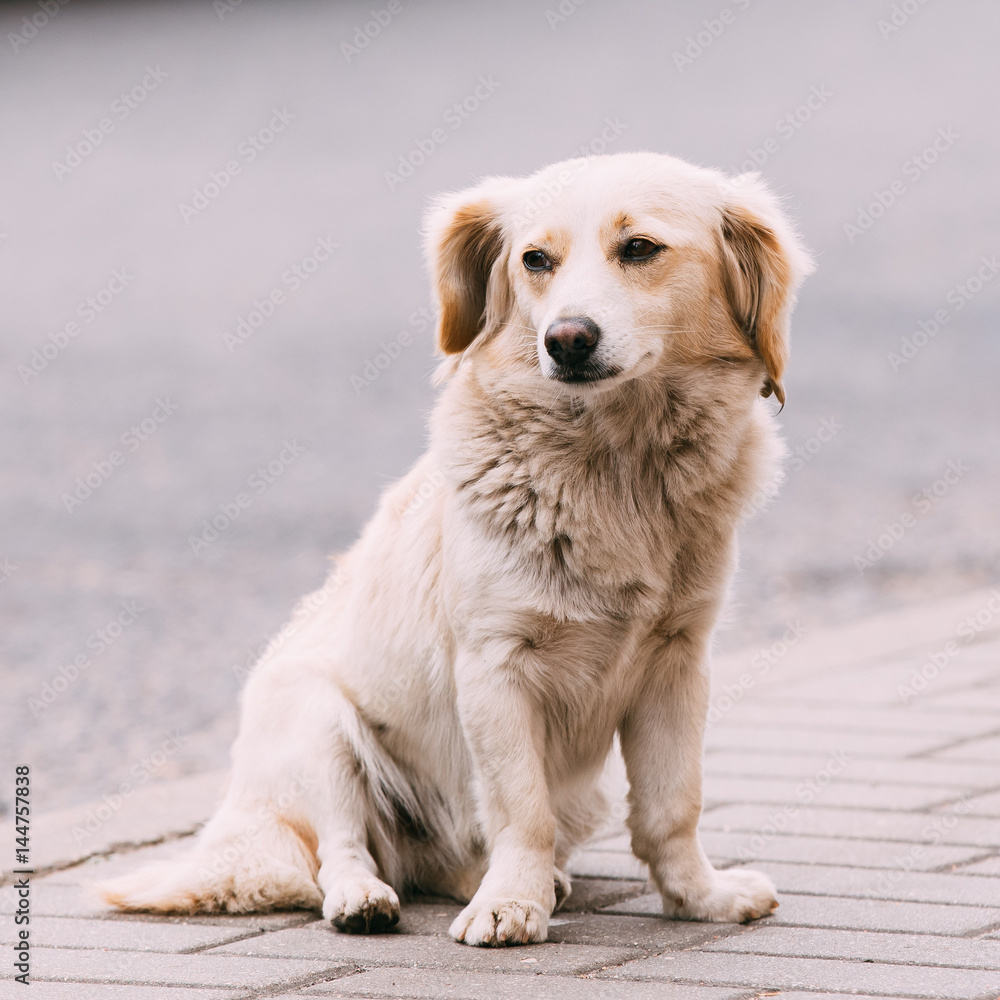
[101,152,812,946]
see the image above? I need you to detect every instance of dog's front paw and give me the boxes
[449,897,548,946]
[323,876,400,933]
[665,867,777,923]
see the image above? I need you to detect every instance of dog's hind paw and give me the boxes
[324,877,400,933]
[449,897,548,946]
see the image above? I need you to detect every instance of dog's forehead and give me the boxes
[508,153,723,245]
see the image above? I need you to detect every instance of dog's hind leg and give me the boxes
[100,662,404,930]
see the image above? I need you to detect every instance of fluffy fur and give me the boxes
[100,152,812,946]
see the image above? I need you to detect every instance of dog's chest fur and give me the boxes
[434,366,763,626]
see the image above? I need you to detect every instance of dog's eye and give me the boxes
[621,238,661,262]
[523,249,553,272]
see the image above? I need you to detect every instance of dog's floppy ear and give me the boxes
[719,175,814,406]
[425,178,515,354]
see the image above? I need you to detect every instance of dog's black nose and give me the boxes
[544,317,601,367]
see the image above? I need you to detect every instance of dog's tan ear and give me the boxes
[720,175,814,406]
[425,179,514,354]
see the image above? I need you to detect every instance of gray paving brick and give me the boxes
[601,890,1000,934]
[207,922,643,976]
[943,788,1000,816]
[703,750,1000,788]
[929,733,1000,762]
[9,947,347,989]
[703,923,1000,969]
[700,803,1000,847]
[957,855,1000,876]
[703,725,941,757]
[0,984,233,1000]
[299,968,744,998]
[0,915,256,953]
[558,878,650,912]
[569,850,647,880]
[698,829,983,870]
[752,860,1000,906]
[546,912,719,950]
[716,702,982,736]
[703,774,957,810]
[599,949,1000,998]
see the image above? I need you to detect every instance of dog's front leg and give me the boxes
[449,646,557,947]
[620,634,778,923]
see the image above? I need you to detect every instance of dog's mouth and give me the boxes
[547,361,622,385]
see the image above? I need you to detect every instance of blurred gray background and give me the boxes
[2,0,998,814]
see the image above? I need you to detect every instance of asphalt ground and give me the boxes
[2,0,998,813]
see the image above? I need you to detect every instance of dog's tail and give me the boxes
[97,801,323,914]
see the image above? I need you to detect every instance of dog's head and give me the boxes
[425,152,812,405]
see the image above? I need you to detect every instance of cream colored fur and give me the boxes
[100,152,812,946]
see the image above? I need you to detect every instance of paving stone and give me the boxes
[699,829,983,870]
[598,949,1000,998]
[703,725,942,758]
[700,803,1000,847]
[0,984,234,1000]
[703,750,1000,788]
[568,851,647,880]
[558,878,649,912]
[956,855,1000,876]
[13,947,348,989]
[207,922,643,976]
[941,788,1000,816]
[703,774,957,810]
[928,733,1000,762]
[545,912,721,950]
[716,702,982,736]
[299,968,743,998]
[0,914,257,952]
[751,861,1000,906]
[702,923,1000,969]
[602,890,1000,935]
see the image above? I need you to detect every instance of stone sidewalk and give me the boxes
[3,586,1000,999]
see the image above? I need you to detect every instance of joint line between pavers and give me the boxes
[0,827,201,888]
